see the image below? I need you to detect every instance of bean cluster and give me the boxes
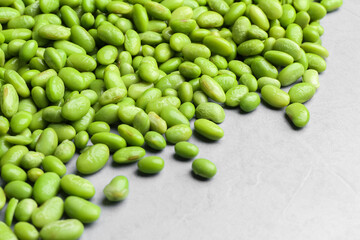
[0,0,342,239]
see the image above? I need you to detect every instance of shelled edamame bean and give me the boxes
[0,0,342,237]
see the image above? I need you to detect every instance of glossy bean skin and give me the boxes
[321,0,343,12]
[4,180,32,200]
[60,174,95,199]
[42,155,66,177]
[14,198,38,222]
[1,163,27,182]
[225,85,249,107]
[0,221,17,240]
[144,131,166,150]
[33,172,60,204]
[239,92,261,112]
[278,62,305,87]
[192,158,217,179]
[103,175,129,201]
[261,85,290,108]
[195,102,225,123]
[286,103,310,128]
[148,111,167,134]
[14,222,40,240]
[0,84,19,118]
[76,143,109,174]
[199,75,226,103]
[40,219,84,240]
[288,82,316,103]
[0,145,29,167]
[174,141,199,159]
[91,132,126,152]
[0,187,6,210]
[194,119,224,141]
[302,69,320,89]
[31,196,64,228]
[113,146,146,164]
[117,124,144,146]
[64,196,101,223]
[53,139,76,163]
[35,128,58,156]
[165,124,192,144]
[137,156,164,174]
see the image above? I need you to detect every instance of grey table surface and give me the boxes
[2,1,360,240]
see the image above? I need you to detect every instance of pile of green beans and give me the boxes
[0,0,342,238]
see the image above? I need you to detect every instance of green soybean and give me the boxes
[5,198,18,226]
[14,222,39,240]
[194,119,224,141]
[33,172,60,204]
[103,175,129,201]
[14,198,38,222]
[192,158,216,179]
[0,221,17,240]
[40,219,84,240]
[60,174,95,199]
[1,163,27,182]
[137,156,164,174]
[261,85,290,108]
[144,131,166,150]
[64,196,101,223]
[76,143,109,174]
[286,103,310,128]
[4,180,32,200]
[165,124,192,144]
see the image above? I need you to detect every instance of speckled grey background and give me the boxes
[2,1,360,239]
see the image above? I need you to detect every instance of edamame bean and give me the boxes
[194,119,224,141]
[0,84,19,118]
[40,219,84,240]
[286,103,310,127]
[113,146,145,164]
[258,77,281,89]
[288,82,316,103]
[1,163,27,182]
[306,53,327,73]
[278,62,305,87]
[199,75,226,103]
[60,174,95,199]
[179,102,196,120]
[0,221,17,240]
[239,92,261,112]
[302,69,320,89]
[165,124,192,144]
[148,111,167,134]
[42,155,66,176]
[14,198,38,222]
[174,141,199,159]
[27,168,44,183]
[64,196,101,223]
[4,180,32,200]
[321,0,343,12]
[103,175,129,201]
[91,132,126,152]
[14,222,39,240]
[144,131,166,150]
[137,156,164,174]
[0,145,28,167]
[35,128,58,156]
[0,187,6,210]
[33,172,60,204]
[76,143,109,174]
[117,124,144,146]
[261,85,290,108]
[192,158,216,179]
